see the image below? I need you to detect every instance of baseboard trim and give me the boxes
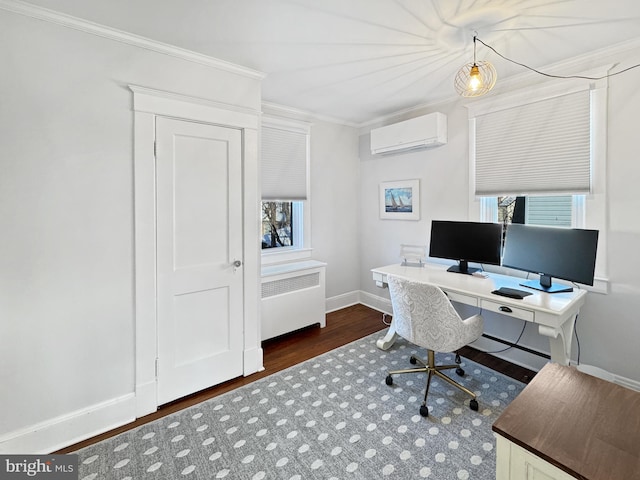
[0,393,136,454]
[358,290,392,315]
[325,291,360,313]
[614,374,640,392]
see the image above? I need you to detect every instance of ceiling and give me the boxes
[22,0,640,125]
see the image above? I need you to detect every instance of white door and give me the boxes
[156,117,244,405]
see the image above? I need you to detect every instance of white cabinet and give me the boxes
[496,435,576,480]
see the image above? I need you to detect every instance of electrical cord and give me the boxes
[479,319,528,354]
[476,36,640,80]
[574,313,581,365]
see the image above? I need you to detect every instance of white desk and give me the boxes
[371,263,587,365]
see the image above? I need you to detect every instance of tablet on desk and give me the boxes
[491,287,533,300]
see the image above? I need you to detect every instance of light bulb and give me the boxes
[468,64,482,91]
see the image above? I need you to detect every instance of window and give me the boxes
[468,75,609,291]
[471,86,592,229]
[261,116,311,261]
[262,201,297,249]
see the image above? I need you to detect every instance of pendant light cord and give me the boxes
[473,35,477,64]
[475,37,640,81]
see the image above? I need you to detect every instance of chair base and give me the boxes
[386,350,478,417]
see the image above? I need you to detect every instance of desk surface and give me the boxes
[372,263,586,320]
[493,363,640,480]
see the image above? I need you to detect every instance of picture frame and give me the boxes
[379,179,420,220]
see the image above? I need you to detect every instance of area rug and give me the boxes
[75,333,525,479]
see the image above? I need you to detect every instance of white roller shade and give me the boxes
[474,90,591,196]
[261,125,308,200]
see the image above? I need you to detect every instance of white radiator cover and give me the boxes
[261,260,327,340]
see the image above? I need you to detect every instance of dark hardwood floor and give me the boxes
[56,303,535,454]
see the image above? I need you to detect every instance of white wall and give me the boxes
[0,9,261,452]
[358,45,640,384]
[309,121,361,301]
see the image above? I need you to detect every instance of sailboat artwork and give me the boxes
[379,179,420,220]
[385,187,413,213]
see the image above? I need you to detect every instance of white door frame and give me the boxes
[130,85,263,417]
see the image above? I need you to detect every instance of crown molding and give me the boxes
[261,101,359,128]
[0,0,265,80]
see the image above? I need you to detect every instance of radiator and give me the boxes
[261,260,327,340]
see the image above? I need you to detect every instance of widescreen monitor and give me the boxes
[502,224,599,293]
[429,220,503,274]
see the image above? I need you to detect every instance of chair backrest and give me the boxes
[387,274,474,353]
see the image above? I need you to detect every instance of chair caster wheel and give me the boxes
[455,353,461,364]
[470,399,479,411]
[385,375,393,386]
[409,356,417,365]
[419,405,429,417]
[456,367,465,376]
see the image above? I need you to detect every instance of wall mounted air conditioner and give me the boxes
[370,112,447,155]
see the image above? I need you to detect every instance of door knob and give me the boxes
[233,260,242,268]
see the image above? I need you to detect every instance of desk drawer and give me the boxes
[444,290,478,307]
[481,299,534,322]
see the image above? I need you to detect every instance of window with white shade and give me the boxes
[261,117,311,261]
[468,77,609,291]
[472,85,592,229]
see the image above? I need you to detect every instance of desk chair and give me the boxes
[384,274,484,417]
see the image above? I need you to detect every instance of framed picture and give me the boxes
[379,179,420,220]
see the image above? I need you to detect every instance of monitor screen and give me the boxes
[429,220,503,274]
[502,224,599,293]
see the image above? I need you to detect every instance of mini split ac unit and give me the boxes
[370,112,447,155]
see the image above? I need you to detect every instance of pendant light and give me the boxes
[454,36,497,97]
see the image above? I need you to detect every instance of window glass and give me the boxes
[498,196,573,227]
[261,201,293,249]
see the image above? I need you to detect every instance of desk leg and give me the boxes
[376,325,398,351]
[538,313,577,366]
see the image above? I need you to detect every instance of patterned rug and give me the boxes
[76,333,524,479]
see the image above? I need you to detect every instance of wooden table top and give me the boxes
[492,363,640,480]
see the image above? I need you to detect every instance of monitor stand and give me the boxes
[520,274,573,293]
[447,260,479,275]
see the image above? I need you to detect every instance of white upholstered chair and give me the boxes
[385,274,484,417]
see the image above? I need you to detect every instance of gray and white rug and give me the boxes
[76,333,524,479]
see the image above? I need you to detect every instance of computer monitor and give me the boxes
[502,224,599,293]
[429,220,503,274]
